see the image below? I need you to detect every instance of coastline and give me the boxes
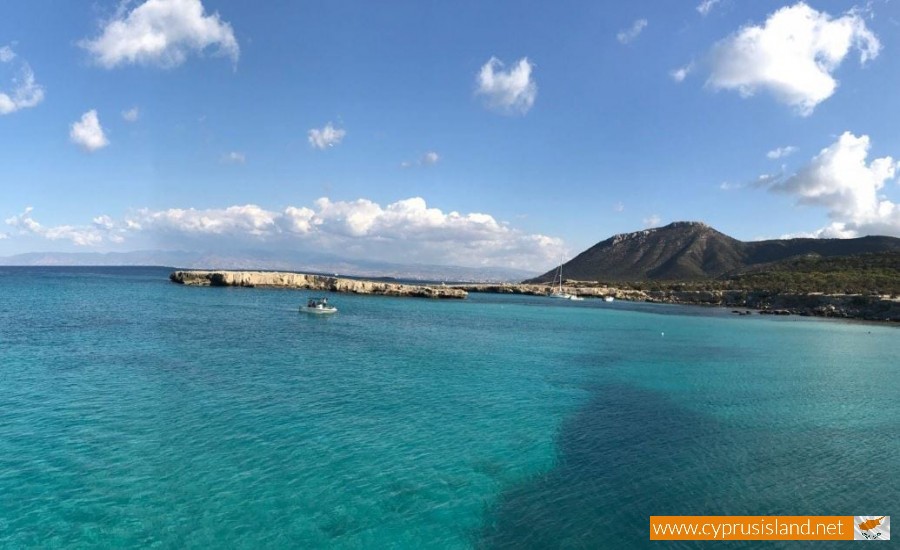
[169,270,468,299]
[454,283,900,323]
[168,269,898,322]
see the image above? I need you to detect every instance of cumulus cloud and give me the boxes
[308,123,346,149]
[132,197,563,268]
[5,207,119,246]
[475,57,537,115]
[707,3,880,115]
[762,131,900,237]
[133,204,277,236]
[643,214,662,228]
[79,0,239,69]
[697,0,721,16]
[70,110,109,152]
[0,45,44,115]
[767,145,797,159]
[122,107,140,122]
[670,62,694,83]
[617,19,648,44]
[3,198,562,269]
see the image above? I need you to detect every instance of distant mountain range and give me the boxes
[0,249,535,283]
[527,221,900,283]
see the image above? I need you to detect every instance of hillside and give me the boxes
[727,251,900,295]
[527,222,900,284]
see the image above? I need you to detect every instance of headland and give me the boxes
[170,270,467,299]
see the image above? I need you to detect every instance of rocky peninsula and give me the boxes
[168,270,898,321]
[170,270,467,299]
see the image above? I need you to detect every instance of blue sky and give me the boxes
[2,0,900,270]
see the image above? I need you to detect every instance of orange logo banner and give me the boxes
[650,516,856,540]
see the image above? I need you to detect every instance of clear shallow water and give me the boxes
[0,267,897,548]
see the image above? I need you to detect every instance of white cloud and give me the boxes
[92,215,115,229]
[4,198,562,269]
[766,145,797,159]
[697,0,721,16]
[131,197,564,268]
[79,0,239,69]
[0,45,44,115]
[670,62,694,83]
[402,151,440,168]
[617,19,648,44]
[614,202,625,212]
[643,214,662,228]
[754,173,783,187]
[475,57,537,115]
[707,3,880,116]
[5,207,115,246]
[0,46,15,63]
[134,204,278,236]
[222,151,246,164]
[763,131,900,237]
[719,181,741,191]
[308,123,346,149]
[122,107,140,122]
[70,110,109,152]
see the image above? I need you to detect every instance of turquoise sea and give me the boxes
[1,266,897,549]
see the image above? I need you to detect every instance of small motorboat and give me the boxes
[301,297,337,314]
[604,296,615,302]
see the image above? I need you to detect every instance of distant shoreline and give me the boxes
[169,270,468,299]
[454,283,900,323]
[8,265,896,322]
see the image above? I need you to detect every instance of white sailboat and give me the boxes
[549,260,583,300]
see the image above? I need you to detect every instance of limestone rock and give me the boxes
[170,270,467,299]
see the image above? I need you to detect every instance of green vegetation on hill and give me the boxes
[526,222,900,293]
[726,252,900,295]
[581,252,900,296]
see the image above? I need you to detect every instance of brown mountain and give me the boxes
[526,221,900,283]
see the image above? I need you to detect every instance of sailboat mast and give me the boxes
[559,256,564,293]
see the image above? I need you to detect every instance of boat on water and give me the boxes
[604,296,615,302]
[300,297,337,314]
[548,260,582,300]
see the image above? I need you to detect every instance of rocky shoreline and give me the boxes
[170,270,468,299]
[455,283,900,322]
[168,270,898,321]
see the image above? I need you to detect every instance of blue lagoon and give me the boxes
[1,267,897,548]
